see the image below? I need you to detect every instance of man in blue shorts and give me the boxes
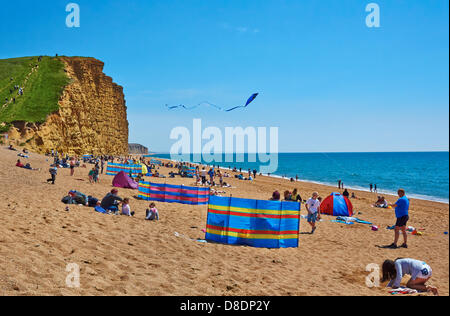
[388,189,410,249]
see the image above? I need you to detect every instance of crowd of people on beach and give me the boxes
[3,143,441,296]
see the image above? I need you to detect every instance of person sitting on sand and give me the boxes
[145,203,159,221]
[100,189,123,214]
[374,196,388,208]
[374,196,382,205]
[16,159,24,168]
[121,198,135,217]
[306,192,321,234]
[270,191,281,201]
[291,189,302,202]
[343,189,350,198]
[283,190,292,201]
[351,192,358,199]
[382,258,438,296]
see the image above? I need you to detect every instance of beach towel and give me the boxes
[336,216,372,225]
[206,195,301,248]
[94,206,108,214]
[389,287,418,295]
[331,220,354,225]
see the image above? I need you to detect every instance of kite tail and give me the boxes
[165,93,259,112]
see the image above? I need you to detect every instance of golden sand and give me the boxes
[0,147,448,296]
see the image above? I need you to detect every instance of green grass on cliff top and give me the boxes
[0,56,70,126]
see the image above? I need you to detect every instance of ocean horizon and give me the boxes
[150,151,449,204]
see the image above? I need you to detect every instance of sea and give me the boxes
[150,152,449,204]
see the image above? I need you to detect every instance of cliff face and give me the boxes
[129,143,149,154]
[7,57,129,155]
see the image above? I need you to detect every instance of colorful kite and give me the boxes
[165,93,259,112]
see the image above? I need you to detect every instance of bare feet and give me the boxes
[428,286,439,296]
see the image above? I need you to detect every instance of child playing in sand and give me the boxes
[382,258,438,296]
[145,203,159,221]
[306,192,321,234]
[88,168,95,183]
[121,198,135,216]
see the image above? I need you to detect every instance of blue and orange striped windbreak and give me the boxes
[206,195,301,248]
[106,163,142,178]
[138,182,210,205]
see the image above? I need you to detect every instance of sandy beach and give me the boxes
[0,146,448,296]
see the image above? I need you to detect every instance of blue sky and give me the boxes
[0,0,448,152]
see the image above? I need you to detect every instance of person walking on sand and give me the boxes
[201,167,207,186]
[370,183,373,192]
[387,189,410,249]
[70,157,76,176]
[338,180,342,189]
[47,166,58,184]
[306,192,321,234]
[101,158,105,174]
[382,258,438,295]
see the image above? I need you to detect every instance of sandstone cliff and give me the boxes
[129,143,149,155]
[7,57,129,155]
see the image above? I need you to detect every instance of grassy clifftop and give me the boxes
[0,56,70,130]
